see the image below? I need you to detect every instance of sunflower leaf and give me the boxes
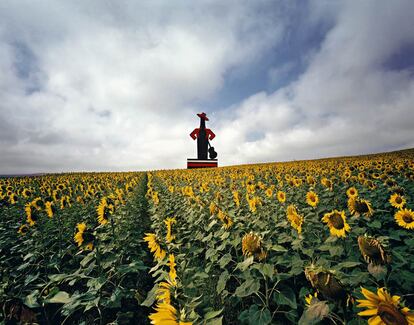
[235,278,260,297]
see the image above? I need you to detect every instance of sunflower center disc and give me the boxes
[356,201,369,213]
[378,302,408,325]
[330,213,344,229]
[403,213,413,223]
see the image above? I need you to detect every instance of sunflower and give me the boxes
[222,214,233,229]
[148,302,178,325]
[286,204,304,234]
[384,178,397,188]
[347,187,358,198]
[144,233,166,261]
[232,191,240,207]
[305,292,319,306]
[18,224,29,235]
[168,254,177,285]
[307,175,316,186]
[149,278,192,325]
[217,210,233,229]
[22,188,32,198]
[152,191,160,205]
[265,188,273,198]
[209,202,219,215]
[358,235,390,265]
[321,178,333,190]
[25,203,38,226]
[84,243,94,250]
[357,287,414,325]
[242,232,267,261]
[60,195,71,209]
[45,201,55,218]
[32,197,45,210]
[394,209,414,230]
[247,195,261,213]
[343,170,352,180]
[10,192,18,204]
[74,222,95,250]
[277,191,286,203]
[74,223,87,246]
[97,197,114,225]
[305,265,349,302]
[156,280,173,304]
[164,217,176,243]
[389,193,406,209]
[306,191,319,207]
[294,178,302,187]
[365,180,376,190]
[322,210,351,238]
[348,197,374,217]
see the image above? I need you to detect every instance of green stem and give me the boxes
[110,216,116,242]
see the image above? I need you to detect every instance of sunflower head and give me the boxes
[305,292,319,306]
[209,202,219,215]
[32,198,45,210]
[306,191,319,207]
[357,235,390,265]
[277,191,286,203]
[384,178,397,187]
[357,287,414,325]
[221,214,233,229]
[307,175,316,186]
[168,254,177,285]
[144,233,166,261]
[265,188,273,198]
[321,178,333,190]
[394,208,414,230]
[348,197,374,217]
[242,232,266,261]
[346,187,358,198]
[22,188,32,198]
[322,210,351,238]
[74,222,95,250]
[25,203,39,226]
[164,217,176,242]
[97,197,114,225]
[305,265,348,302]
[286,205,304,234]
[18,224,29,235]
[233,191,240,207]
[389,193,406,209]
[45,201,56,218]
[60,196,71,209]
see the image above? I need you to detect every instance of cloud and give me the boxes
[0,1,285,173]
[0,1,414,173]
[217,1,414,165]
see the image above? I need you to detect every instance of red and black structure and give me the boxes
[187,112,218,169]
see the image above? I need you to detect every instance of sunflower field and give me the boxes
[1,149,414,324]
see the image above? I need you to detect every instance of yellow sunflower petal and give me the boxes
[367,315,383,325]
[358,308,378,316]
[361,287,380,302]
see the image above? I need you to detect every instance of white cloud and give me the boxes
[216,1,414,165]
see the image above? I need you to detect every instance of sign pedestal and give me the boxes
[188,112,218,169]
[187,159,218,169]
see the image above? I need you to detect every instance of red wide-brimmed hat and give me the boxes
[197,112,209,121]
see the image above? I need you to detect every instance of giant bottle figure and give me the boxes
[190,112,216,160]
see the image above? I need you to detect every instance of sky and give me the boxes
[1,1,414,173]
